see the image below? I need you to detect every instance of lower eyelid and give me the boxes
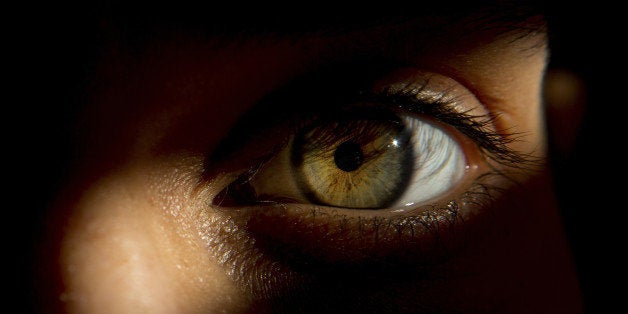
[212,172,506,265]
[205,141,513,266]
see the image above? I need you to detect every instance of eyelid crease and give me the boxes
[203,67,537,195]
[211,169,513,268]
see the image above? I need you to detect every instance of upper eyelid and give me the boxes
[204,66,528,190]
[210,68,465,157]
[360,92,529,170]
[204,60,405,167]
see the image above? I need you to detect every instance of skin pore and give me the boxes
[38,5,583,313]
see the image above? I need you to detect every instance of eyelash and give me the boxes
[210,83,532,211]
[363,87,525,168]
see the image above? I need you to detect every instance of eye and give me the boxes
[209,66,503,215]
[293,111,465,209]
[220,109,466,210]
[203,65,525,265]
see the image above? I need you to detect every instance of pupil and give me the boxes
[334,141,364,172]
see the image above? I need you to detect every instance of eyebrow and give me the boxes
[97,1,546,46]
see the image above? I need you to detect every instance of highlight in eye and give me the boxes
[214,108,472,211]
[292,109,414,209]
[392,115,466,208]
[209,67,519,216]
[284,109,467,209]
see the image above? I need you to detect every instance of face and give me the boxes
[36,4,583,313]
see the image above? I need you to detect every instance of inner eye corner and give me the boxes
[209,68,499,215]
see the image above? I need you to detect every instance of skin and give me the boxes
[38,13,583,313]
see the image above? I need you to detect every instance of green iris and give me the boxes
[291,112,414,209]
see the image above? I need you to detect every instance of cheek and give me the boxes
[51,163,247,313]
[463,170,580,311]
[41,42,312,313]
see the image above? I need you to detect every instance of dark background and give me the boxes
[12,2,621,312]
[545,3,622,312]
